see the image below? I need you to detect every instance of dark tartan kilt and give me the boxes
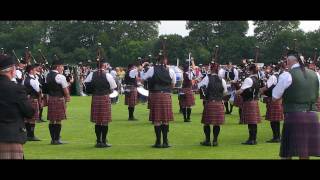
[125,87,138,107]
[42,94,48,107]
[201,101,225,125]
[280,112,320,157]
[0,143,23,160]
[148,92,152,109]
[316,97,320,112]
[47,96,67,122]
[265,97,284,122]
[91,95,112,124]
[25,98,39,123]
[233,95,243,108]
[179,88,195,108]
[149,92,174,123]
[241,100,261,124]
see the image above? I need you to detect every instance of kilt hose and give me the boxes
[179,88,195,108]
[25,98,39,124]
[47,96,67,122]
[125,87,138,107]
[233,95,243,108]
[241,100,261,124]
[149,92,174,123]
[316,97,320,112]
[201,101,225,125]
[42,94,48,107]
[91,95,112,124]
[0,143,23,160]
[265,97,284,122]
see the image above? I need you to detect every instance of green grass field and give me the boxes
[23,95,320,159]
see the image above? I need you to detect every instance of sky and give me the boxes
[158,20,320,37]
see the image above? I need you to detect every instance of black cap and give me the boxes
[20,57,27,64]
[0,54,16,71]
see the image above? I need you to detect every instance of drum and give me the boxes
[110,90,119,104]
[137,86,148,103]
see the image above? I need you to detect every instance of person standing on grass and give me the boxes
[198,61,227,146]
[0,54,35,159]
[46,58,70,145]
[273,50,320,159]
[260,65,283,143]
[123,63,139,121]
[84,59,117,148]
[23,64,42,141]
[142,52,176,148]
[236,63,261,145]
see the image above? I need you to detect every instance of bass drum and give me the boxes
[137,86,148,104]
[110,90,119,104]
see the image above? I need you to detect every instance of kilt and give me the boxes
[25,98,39,123]
[42,94,48,107]
[280,112,320,157]
[241,100,261,124]
[233,95,243,108]
[265,97,284,122]
[0,143,23,160]
[125,87,138,107]
[148,92,152,110]
[47,96,67,122]
[201,101,225,125]
[149,92,174,123]
[91,95,112,124]
[316,97,320,112]
[179,88,195,108]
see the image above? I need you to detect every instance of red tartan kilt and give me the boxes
[148,92,152,109]
[233,95,243,108]
[316,97,320,112]
[241,100,261,124]
[0,143,23,160]
[265,98,284,121]
[47,96,67,122]
[125,87,138,107]
[149,92,174,123]
[179,88,195,108]
[91,95,112,124]
[201,101,225,125]
[25,98,39,123]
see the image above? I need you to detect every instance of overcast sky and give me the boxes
[158,21,320,37]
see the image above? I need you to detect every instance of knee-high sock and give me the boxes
[203,125,211,142]
[248,124,257,141]
[224,101,229,113]
[230,104,233,113]
[182,108,187,120]
[25,123,31,137]
[128,107,134,118]
[39,108,43,120]
[95,125,102,143]
[187,108,192,120]
[49,124,55,141]
[54,124,62,141]
[30,124,35,137]
[239,108,242,121]
[272,121,280,139]
[101,125,108,144]
[161,124,169,143]
[213,125,220,142]
[154,126,161,144]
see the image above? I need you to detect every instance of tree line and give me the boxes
[0,20,319,67]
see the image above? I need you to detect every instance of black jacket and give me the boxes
[0,75,35,144]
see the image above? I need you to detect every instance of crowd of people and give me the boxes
[1,46,320,160]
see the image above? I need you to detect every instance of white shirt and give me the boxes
[272,64,299,99]
[84,70,117,90]
[52,70,69,89]
[15,69,23,79]
[23,74,41,93]
[197,74,228,94]
[241,75,258,90]
[266,73,279,88]
[142,66,176,84]
[110,70,117,79]
[129,68,140,78]
[219,68,239,81]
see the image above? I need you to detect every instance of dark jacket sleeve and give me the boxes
[15,86,35,119]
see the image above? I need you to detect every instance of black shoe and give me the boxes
[27,136,41,141]
[162,142,171,148]
[95,143,102,148]
[241,140,257,145]
[50,140,55,145]
[54,140,67,145]
[200,141,211,146]
[266,138,281,143]
[100,143,112,148]
[128,117,138,121]
[184,119,191,122]
[212,141,218,146]
[152,143,162,148]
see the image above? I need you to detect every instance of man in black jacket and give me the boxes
[0,54,35,159]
